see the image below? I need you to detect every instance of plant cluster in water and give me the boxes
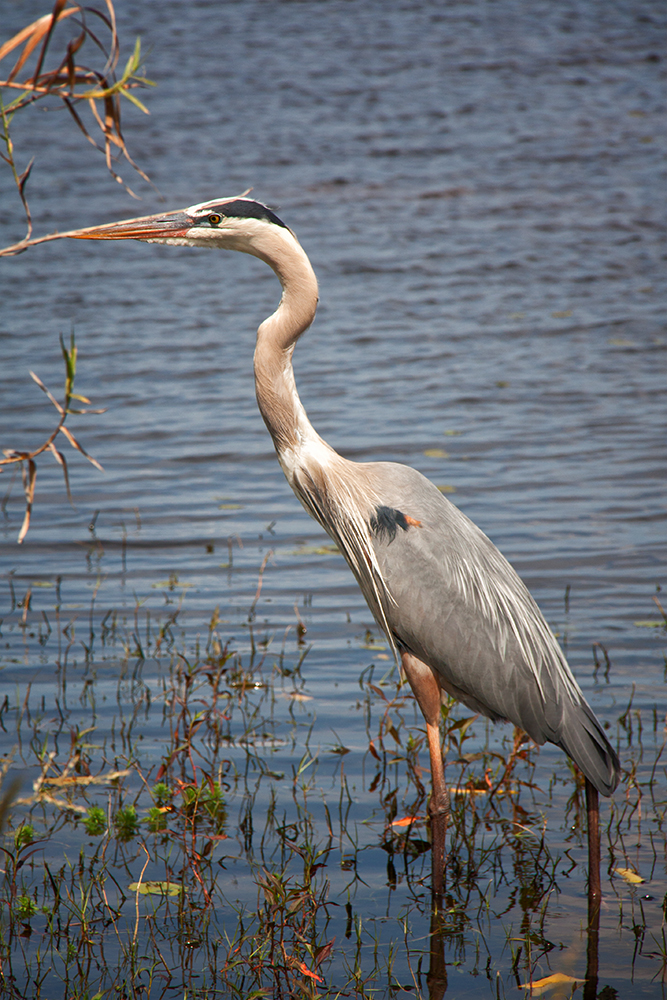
[0,572,665,999]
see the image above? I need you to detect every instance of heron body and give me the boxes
[73,196,619,894]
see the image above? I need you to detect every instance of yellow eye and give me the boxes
[208,213,222,225]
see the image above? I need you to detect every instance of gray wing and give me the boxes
[362,462,619,796]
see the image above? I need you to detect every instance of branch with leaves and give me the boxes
[1,336,105,543]
[1,3,153,539]
[1,0,154,256]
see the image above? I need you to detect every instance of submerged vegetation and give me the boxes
[0,569,665,998]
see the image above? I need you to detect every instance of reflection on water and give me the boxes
[1,0,665,995]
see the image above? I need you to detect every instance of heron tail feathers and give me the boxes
[558,701,620,797]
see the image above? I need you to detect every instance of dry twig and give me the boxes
[1,334,105,542]
[1,0,154,254]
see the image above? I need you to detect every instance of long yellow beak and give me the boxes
[69,209,192,240]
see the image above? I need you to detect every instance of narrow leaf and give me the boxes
[17,507,32,545]
[48,442,72,504]
[297,962,323,983]
[58,425,104,471]
[47,442,63,467]
[30,0,69,92]
[0,8,79,72]
[0,17,50,67]
[385,718,401,744]
[22,459,36,505]
[64,96,102,152]
[60,333,76,381]
[18,460,36,544]
[121,89,150,114]
[391,815,423,827]
[29,371,64,414]
[121,36,141,79]
[17,157,34,196]
[315,938,335,967]
[447,716,477,739]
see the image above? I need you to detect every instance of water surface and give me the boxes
[1,1,665,995]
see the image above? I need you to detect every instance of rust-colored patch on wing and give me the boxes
[404,515,422,527]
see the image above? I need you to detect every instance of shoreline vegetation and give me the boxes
[0,568,665,998]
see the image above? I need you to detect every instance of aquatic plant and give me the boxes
[0,568,664,997]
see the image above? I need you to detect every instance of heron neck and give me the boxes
[253,234,322,457]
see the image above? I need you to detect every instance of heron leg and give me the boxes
[585,777,601,906]
[401,651,449,897]
[584,777,601,1000]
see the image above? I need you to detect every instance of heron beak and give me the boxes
[69,209,192,241]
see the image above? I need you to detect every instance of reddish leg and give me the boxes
[586,778,601,906]
[584,778,601,1000]
[401,651,449,897]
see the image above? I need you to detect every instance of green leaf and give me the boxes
[122,90,150,115]
[128,880,183,896]
[123,37,142,78]
[60,333,77,380]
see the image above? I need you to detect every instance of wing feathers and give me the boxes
[288,455,619,796]
[364,464,620,795]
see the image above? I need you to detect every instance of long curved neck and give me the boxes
[248,224,388,627]
[252,229,323,461]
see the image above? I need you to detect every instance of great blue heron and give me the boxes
[72,196,619,897]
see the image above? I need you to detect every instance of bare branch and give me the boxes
[1,0,155,244]
[1,338,104,540]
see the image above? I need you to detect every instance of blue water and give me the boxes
[1,1,665,995]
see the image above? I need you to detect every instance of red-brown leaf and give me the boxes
[298,961,323,983]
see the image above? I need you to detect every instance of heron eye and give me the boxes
[208,213,222,225]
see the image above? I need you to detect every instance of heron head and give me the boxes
[69,197,294,251]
